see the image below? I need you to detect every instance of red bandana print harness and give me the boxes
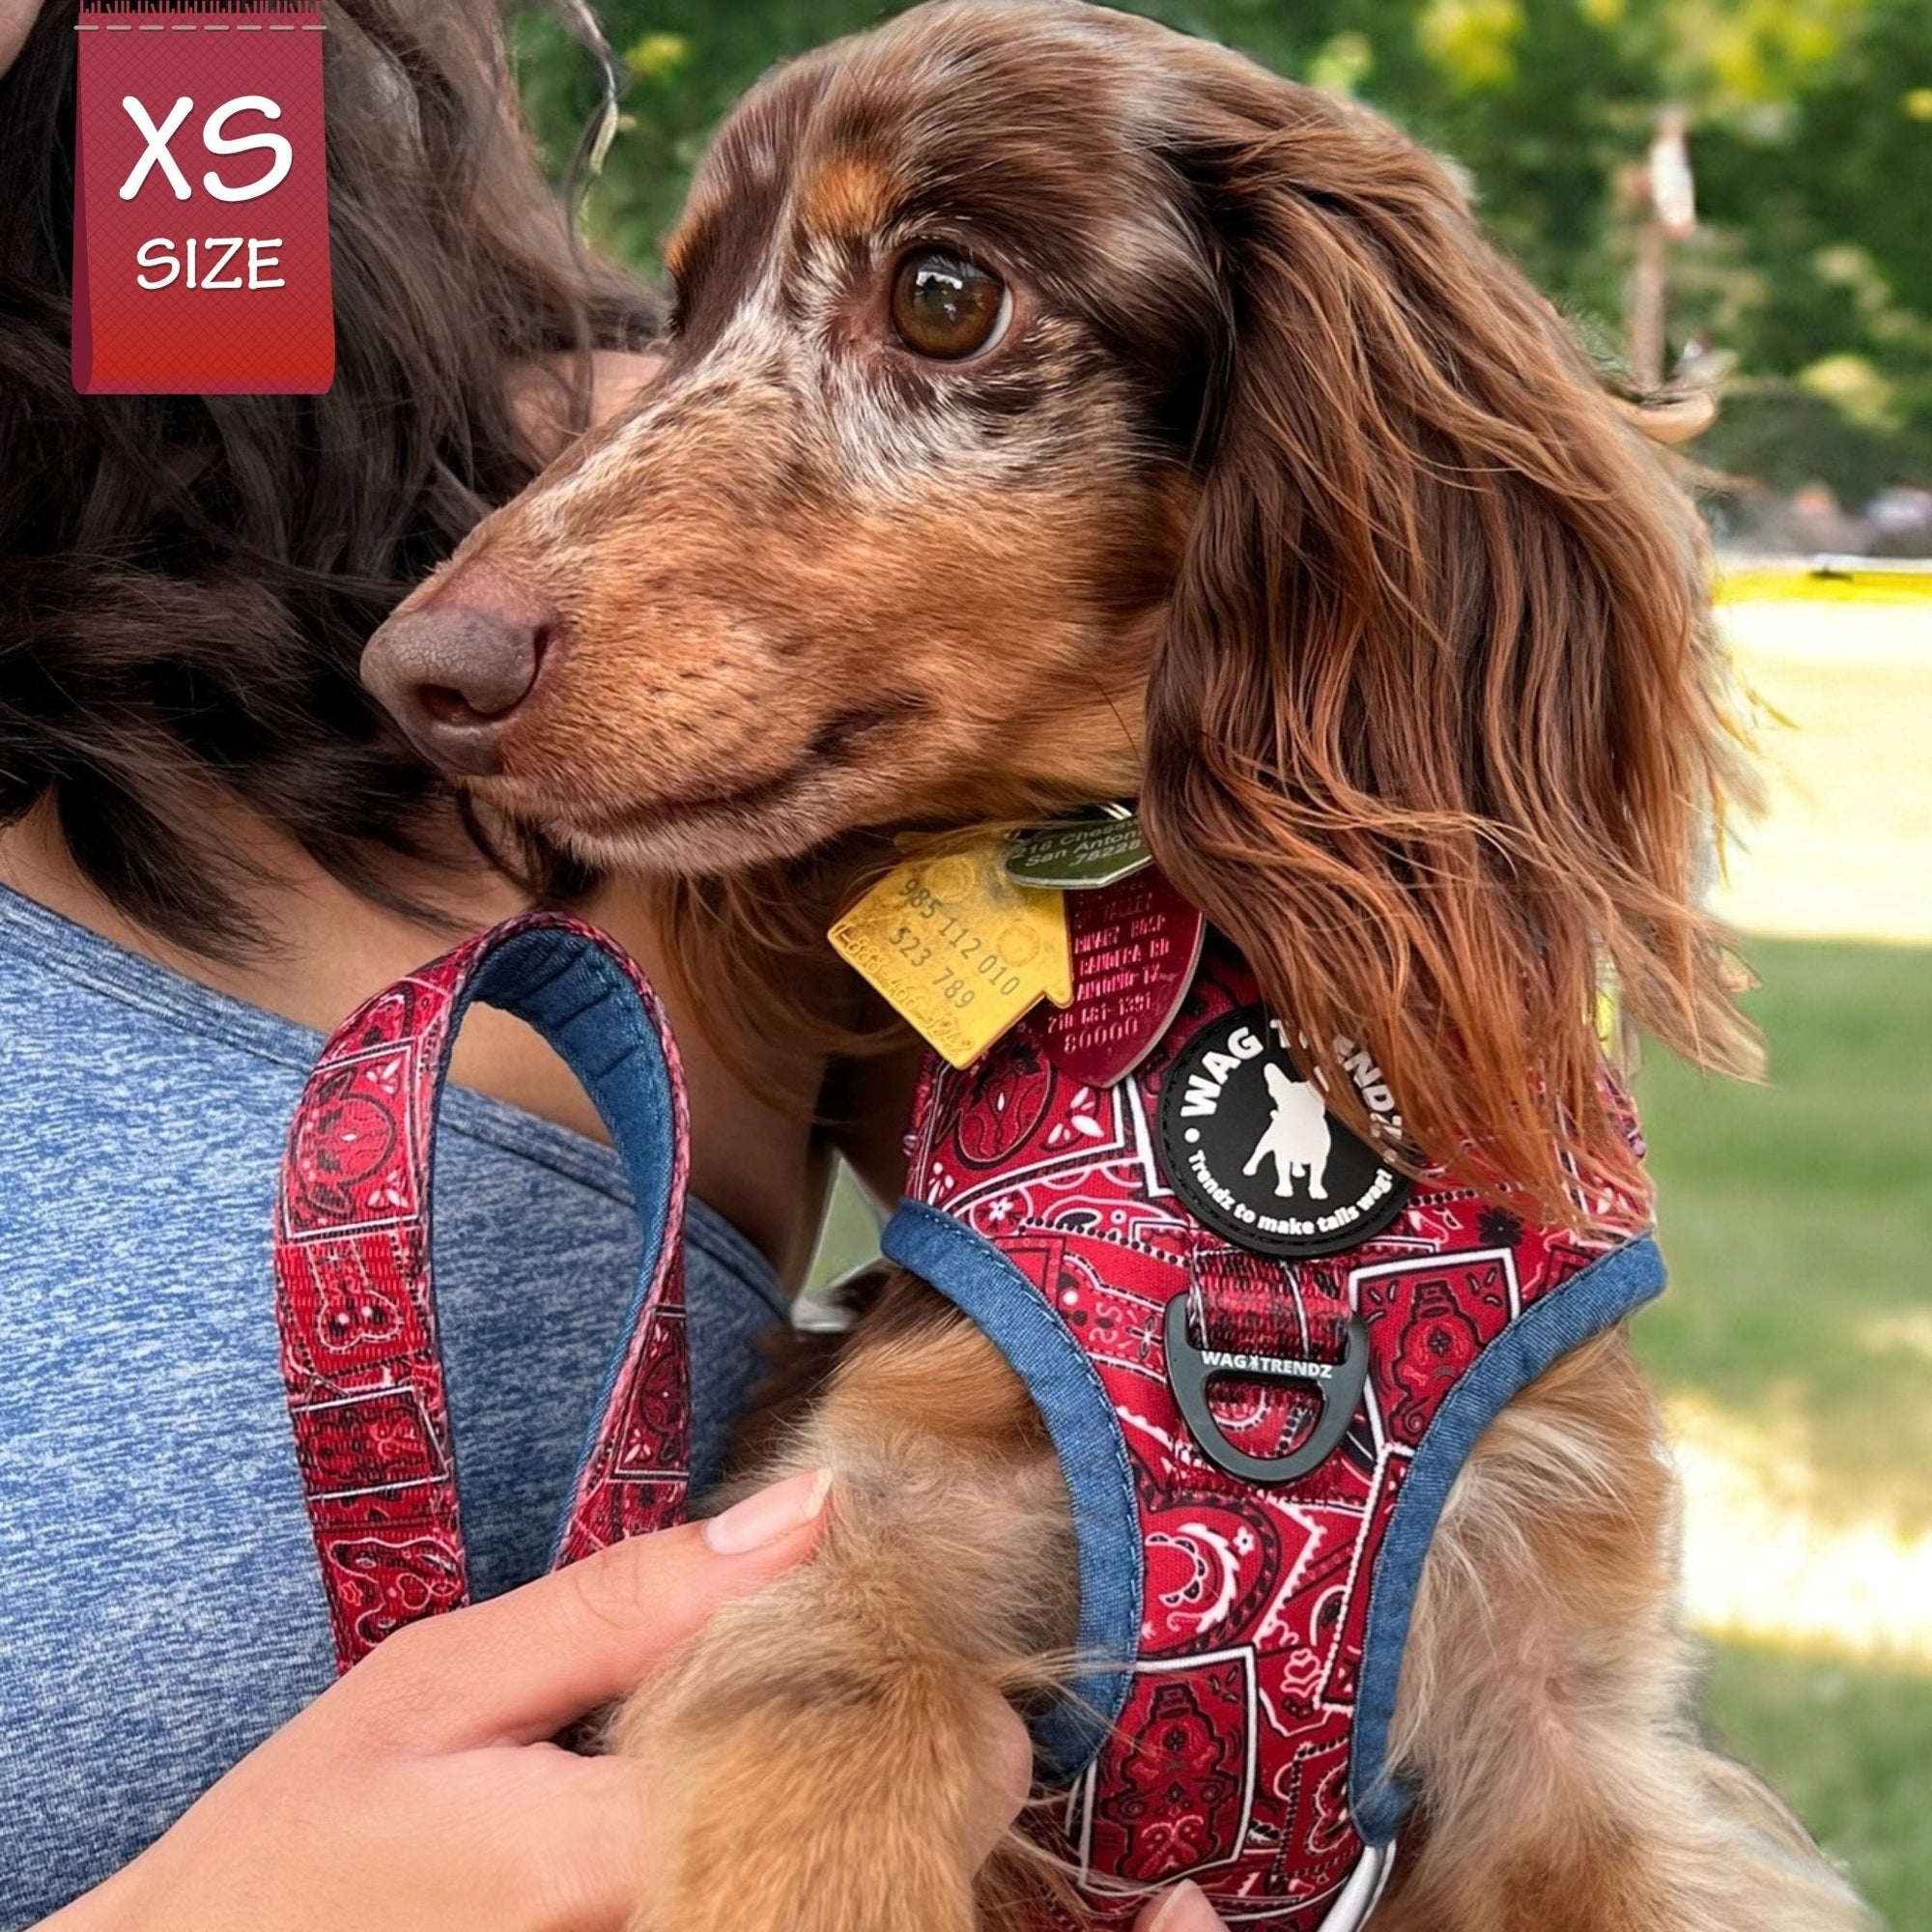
[271,914,691,1668]
[271,900,1662,1932]
[880,878,1664,1929]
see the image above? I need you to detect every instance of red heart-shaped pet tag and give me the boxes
[1039,869,1206,1089]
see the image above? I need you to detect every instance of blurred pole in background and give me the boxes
[1627,104,1696,391]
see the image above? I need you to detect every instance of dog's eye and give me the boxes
[890,249,1010,360]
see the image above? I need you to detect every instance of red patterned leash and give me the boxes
[272,913,692,1671]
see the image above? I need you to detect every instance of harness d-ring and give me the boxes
[1163,1294,1371,1485]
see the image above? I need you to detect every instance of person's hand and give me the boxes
[1135,1881,1232,1931]
[42,1472,842,1932]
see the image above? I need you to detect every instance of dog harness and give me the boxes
[880,868,1666,1929]
[271,914,692,1666]
[271,902,1663,1930]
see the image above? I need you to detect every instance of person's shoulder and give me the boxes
[0,890,317,1197]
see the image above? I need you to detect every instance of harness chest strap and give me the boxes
[270,913,693,1671]
[883,894,1665,1930]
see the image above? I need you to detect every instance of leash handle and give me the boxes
[272,913,691,1671]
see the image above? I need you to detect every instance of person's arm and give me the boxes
[38,1474,838,1932]
[36,1460,1228,1932]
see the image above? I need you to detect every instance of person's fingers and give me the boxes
[353,1470,833,1748]
[1136,1880,1229,1932]
[416,1747,652,1931]
[962,1690,1034,1868]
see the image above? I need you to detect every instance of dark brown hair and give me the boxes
[0,0,656,951]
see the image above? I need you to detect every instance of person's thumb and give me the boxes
[1135,1881,1230,1932]
[963,1690,1033,1868]
[349,1469,833,1748]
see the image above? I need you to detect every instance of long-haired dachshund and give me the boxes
[362,4,1870,1928]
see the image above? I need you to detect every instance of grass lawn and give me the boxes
[1635,938,1932,1531]
[1634,936,1932,1928]
[1700,1641,1932,1926]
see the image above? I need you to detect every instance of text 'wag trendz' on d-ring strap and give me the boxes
[271,913,692,1672]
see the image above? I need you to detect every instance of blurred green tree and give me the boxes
[514,0,1932,507]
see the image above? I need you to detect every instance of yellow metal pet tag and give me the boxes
[830,832,1072,1067]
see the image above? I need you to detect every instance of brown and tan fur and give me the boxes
[362,5,1870,1927]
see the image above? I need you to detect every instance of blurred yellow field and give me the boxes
[1713,575,1932,948]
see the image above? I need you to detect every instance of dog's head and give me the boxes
[364,0,1751,1203]
[368,2,1232,867]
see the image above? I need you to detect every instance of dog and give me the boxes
[1247,1065,1333,1200]
[361,4,1870,1928]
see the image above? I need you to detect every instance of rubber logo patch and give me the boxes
[1156,1004,1411,1258]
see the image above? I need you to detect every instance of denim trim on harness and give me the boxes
[434,930,678,1570]
[1348,1233,1669,1844]
[881,1199,1144,1784]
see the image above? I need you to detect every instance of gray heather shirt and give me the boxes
[0,886,787,1923]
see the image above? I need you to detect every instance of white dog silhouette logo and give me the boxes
[1157,1001,1411,1258]
[1243,1064,1332,1199]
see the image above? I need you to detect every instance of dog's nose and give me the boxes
[361,582,551,778]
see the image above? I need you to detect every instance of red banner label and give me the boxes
[72,3,333,394]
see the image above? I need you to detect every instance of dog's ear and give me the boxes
[1140,58,1756,1209]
